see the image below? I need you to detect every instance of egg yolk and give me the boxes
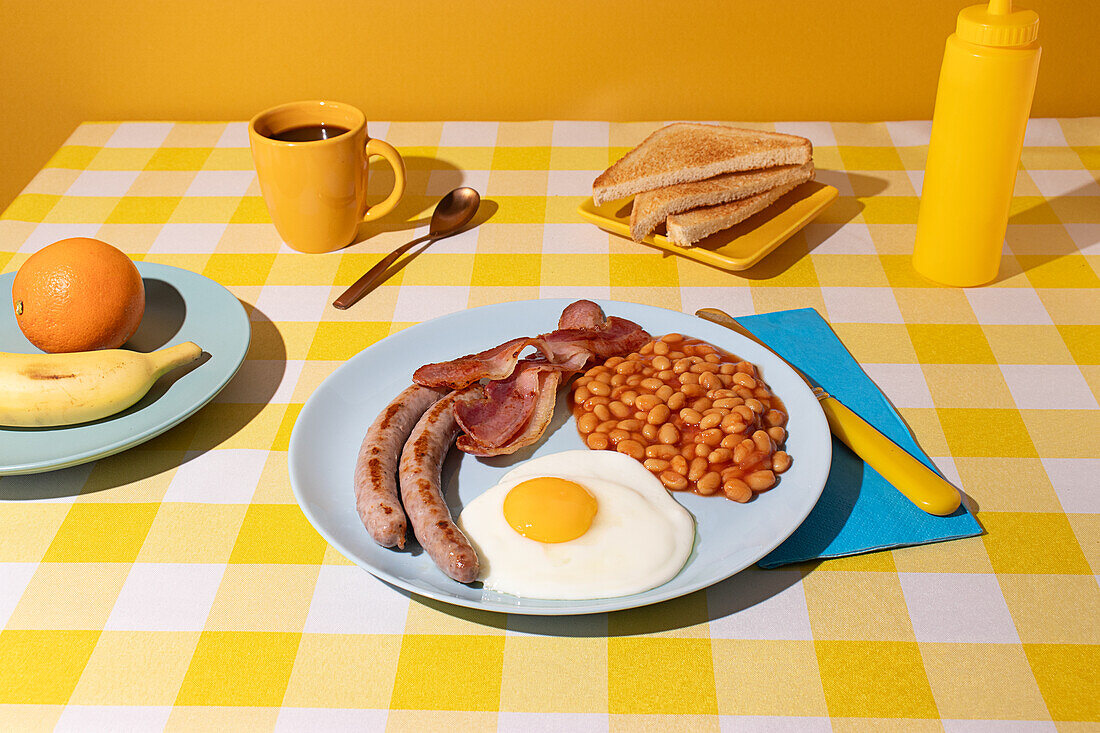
[503,477,598,543]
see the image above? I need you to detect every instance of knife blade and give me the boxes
[695,307,962,517]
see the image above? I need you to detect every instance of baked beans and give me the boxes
[572,333,791,502]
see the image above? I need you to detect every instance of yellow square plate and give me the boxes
[577,180,838,271]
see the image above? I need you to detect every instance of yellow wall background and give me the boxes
[1,0,1097,210]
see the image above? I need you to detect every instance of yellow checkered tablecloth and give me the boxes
[0,119,1098,731]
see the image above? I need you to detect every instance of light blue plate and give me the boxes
[0,262,250,475]
[289,299,831,615]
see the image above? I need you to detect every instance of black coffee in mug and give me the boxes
[269,124,351,142]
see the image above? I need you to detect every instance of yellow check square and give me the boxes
[146,147,212,171]
[610,254,679,287]
[815,640,938,718]
[175,631,301,706]
[390,635,505,711]
[608,638,718,714]
[43,503,159,563]
[46,145,99,170]
[472,253,540,286]
[202,253,276,285]
[229,197,271,223]
[0,630,101,704]
[489,196,547,224]
[936,408,1038,458]
[106,196,182,224]
[1024,643,1100,721]
[492,147,552,170]
[837,146,906,170]
[981,512,1092,574]
[907,324,996,364]
[228,504,328,565]
[1059,325,1100,365]
[307,322,390,361]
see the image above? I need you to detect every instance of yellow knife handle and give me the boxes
[818,395,961,516]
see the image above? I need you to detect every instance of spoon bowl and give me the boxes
[333,187,481,310]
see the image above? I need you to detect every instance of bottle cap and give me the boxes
[957,0,1039,47]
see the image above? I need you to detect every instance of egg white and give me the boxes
[456,450,696,600]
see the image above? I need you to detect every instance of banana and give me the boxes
[0,342,203,427]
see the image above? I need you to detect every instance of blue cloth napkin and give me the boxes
[731,308,982,568]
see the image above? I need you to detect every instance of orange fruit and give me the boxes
[11,237,145,353]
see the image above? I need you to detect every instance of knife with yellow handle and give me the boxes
[695,308,961,516]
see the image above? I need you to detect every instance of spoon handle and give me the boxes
[332,233,434,310]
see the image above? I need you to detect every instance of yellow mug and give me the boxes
[248,100,407,253]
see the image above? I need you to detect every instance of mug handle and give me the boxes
[362,138,407,221]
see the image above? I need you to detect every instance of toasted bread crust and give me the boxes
[665,165,815,247]
[593,124,812,205]
[629,161,814,240]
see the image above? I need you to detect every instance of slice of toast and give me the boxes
[630,160,814,241]
[593,123,812,205]
[665,165,814,247]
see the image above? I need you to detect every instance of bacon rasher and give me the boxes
[412,300,651,456]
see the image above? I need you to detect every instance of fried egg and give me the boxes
[456,450,695,600]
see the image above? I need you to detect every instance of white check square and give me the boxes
[861,363,935,409]
[1024,118,1069,146]
[304,566,410,634]
[185,170,256,197]
[0,564,38,628]
[552,121,610,147]
[900,572,1019,643]
[164,449,268,504]
[542,223,609,254]
[820,287,904,324]
[19,223,104,253]
[548,170,603,196]
[148,223,228,254]
[105,563,225,631]
[1064,224,1100,255]
[774,121,837,147]
[426,169,489,197]
[678,287,755,325]
[1000,364,1098,410]
[392,285,470,322]
[253,285,332,322]
[803,223,876,255]
[440,121,498,146]
[1041,458,1100,513]
[708,569,813,640]
[105,122,174,148]
[539,285,612,301]
[965,287,1053,326]
[216,122,250,148]
[1026,169,1100,197]
[56,706,172,733]
[886,120,933,147]
[66,170,140,197]
[275,708,388,732]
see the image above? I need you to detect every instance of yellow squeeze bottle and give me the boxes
[912,0,1040,287]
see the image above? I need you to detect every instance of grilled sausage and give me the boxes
[399,392,480,583]
[354,384,446,548]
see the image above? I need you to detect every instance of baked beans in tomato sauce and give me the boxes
[571,333,790,502]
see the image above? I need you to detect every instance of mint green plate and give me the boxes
[0,262,250,475]
[288,299,831,615]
